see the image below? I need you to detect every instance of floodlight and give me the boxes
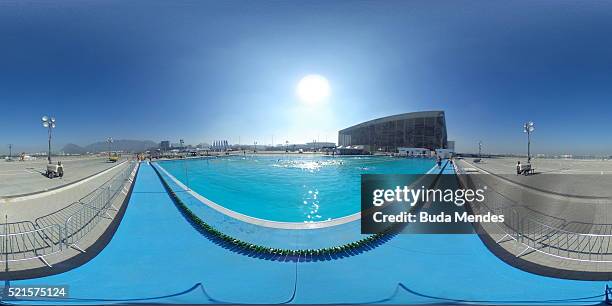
[523,121,535,163]
[41,115,56,164]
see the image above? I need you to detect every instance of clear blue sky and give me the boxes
[1,1,612,155]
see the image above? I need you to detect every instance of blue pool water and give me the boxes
[158,156,435,222]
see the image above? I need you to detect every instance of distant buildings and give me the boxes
[160,140,170,151]
[211,140,229,151]
[338,111,448,153]
[305,141,336,150]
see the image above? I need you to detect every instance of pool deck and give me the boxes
[461,157,612,197]
[0,156,131,198]
[456,157,612,279]
[4,162,610,304]
[0,159,138,279]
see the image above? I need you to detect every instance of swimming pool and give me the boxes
[158,155,435,222]
[9,163,608,305]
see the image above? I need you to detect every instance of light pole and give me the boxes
[107,137,113,158]
[523,121,535,163]
[8,144,12,161]
[41,116,56,164]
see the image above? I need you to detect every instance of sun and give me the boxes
[296,74,330,104]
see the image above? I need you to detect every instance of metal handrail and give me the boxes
[1,161,138,265]
[0,224,61,237]
[0,224,63,264]
[64,163,135,247]
[455,162,612,262]
[476,186,612,238]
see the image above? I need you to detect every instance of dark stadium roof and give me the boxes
[339,111,445,133]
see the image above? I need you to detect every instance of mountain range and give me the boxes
[62,140,158,154]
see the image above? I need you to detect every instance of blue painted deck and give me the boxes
[7,162,610,305]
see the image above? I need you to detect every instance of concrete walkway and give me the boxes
[0,156,129,197]
[465,157,612,197]
[0,161,138,279]
[1,161,129,222]
[456,158,612,278]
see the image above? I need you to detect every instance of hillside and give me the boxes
[62,140,157,154]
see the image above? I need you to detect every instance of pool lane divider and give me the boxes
[150,160,449,258]
[149,162,390,258]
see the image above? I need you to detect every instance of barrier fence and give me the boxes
[455,161,612,263]
[0,161,138,266]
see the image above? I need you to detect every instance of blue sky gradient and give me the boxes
[1,1,612,154]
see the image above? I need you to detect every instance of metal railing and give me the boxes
[64,164,133,247]
[0,224,62,265]
[455,162,612,263]
[0,161,138,265]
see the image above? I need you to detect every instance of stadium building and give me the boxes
[338,111,448,153]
